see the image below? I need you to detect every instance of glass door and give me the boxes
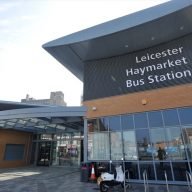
[37,142,51,166]
[52,133,82,167]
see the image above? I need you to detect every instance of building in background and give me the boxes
[21,91,67,106]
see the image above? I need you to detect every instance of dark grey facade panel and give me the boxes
[83,33,192,101]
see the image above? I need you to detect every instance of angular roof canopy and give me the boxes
[0,100,86,133]
[43,0,192,81]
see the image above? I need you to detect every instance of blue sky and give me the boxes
[0,0,168,106]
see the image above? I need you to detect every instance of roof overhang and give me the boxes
[0,101,87,133]
[43,0,192,81]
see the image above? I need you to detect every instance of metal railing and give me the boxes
[186,171,192,192]
[143,170,149,192]
[164,171,170,192]
[124,170,131,191]
[125,169,130,182]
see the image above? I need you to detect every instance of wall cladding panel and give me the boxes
[0,130,32,168]
[84,84,192,118]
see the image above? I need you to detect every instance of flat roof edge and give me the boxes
[0,106,87,120]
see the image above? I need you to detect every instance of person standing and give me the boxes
[157,147,166,168]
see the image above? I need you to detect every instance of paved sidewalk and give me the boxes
[0,166,189,192]
[0,166,98,192]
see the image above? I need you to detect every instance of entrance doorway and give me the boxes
[37,141,51,166]
[52,133,82,167]
[33,133,83,167]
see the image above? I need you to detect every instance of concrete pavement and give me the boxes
[0,166,189,192]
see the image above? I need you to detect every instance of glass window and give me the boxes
[33,134,40,140]
[179,108,192,125]
[182,127,192,160]
[148,111,163,128]
[125,162,139,179]
[155,162,173,181]
[134,113,148,129]
[165,127,186,160]
[109,116,121,131]
[163,109,179,126]
[88,119,98,132]
[37,142,51,166]
[4,144,25,160]
[99,118,108,131]
[136,129,156,161]
[46,125,56,133]
[150,128,166,160]
[41,134,53,140]
[123,131,137,160]
[139,162,155,180]
[110,132,123,160]
[172,162,187,181]
[88,133,110,160]
[121,114,134,130]
[135,129,153,160]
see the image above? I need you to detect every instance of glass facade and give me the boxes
[33,133,83,167]
[52,132,82,167]
[87,107,192,183]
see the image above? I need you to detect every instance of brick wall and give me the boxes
[83,84,192,118]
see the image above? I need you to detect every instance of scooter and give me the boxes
[97,164,130,192]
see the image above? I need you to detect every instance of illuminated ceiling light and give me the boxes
[124,45,129,48]
[92,106,97,111]
[141,99,147,105]
[179,26,184,30]
[151,36,155,41]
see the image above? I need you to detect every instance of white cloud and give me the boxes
[0,2,18,12]
[0,19,11,26]
[0,0,169,106]
[20,15,36,21]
